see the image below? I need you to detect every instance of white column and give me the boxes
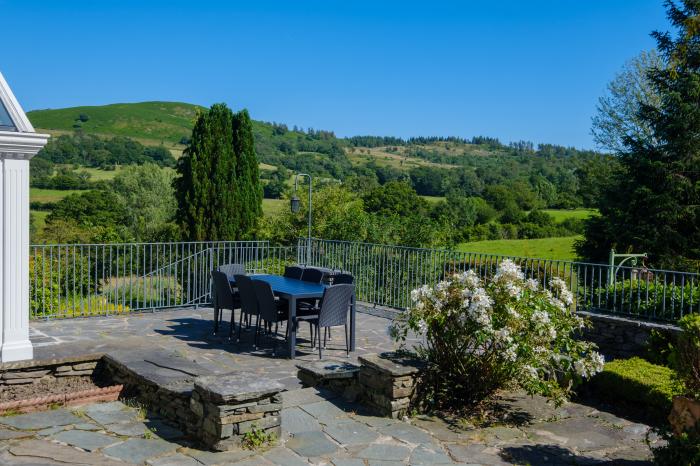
[0,157,32,362]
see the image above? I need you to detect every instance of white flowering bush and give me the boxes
[391,259,604,410]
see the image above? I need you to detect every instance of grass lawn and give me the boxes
[262,198,286,217]
[542,208,598,222]
[456,236,581,261]
[31,210,49,230]
[30,188,85,203]
[421,195,445,204]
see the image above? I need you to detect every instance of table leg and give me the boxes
[288,296,296,359]
[350,294,356,352]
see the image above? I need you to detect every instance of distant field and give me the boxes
[456,236,581,261]
[77,166,124,181]
[263,198,285,217]
[542,208,598,222]
[421,196,445,204]
[30,188,85,203]
[31,210,49,230]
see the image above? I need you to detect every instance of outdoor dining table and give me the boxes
[230,274,356,359]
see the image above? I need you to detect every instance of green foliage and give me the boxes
[596,279,700,321]
[47,190,128,230]
[241,424,276,450]
[175,104,262,241]
[579,1,700,270]
[36,133,175,169]
[653,430,700,466]
[672,314,700,399]
[111,164,177,241]
[586,357,682,423]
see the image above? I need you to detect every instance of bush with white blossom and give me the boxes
[391,259,604,410]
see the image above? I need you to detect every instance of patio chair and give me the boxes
[210,271,239,336]
[234,274,258,343]
[218,263,245,281]
[283,265,304,280]
[297,284,354,359]
[300,267,324,284]
[252,279,289,355]
[332,273,354,285]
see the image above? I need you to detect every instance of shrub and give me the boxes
[586,357,683,423]
[391,259,604,411]
[672,314,700,398]
[653,431,700,466]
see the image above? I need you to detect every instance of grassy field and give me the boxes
[263,198,286,217]
[542,208,597,222]
[31,210,49,230]
[456,236,581,261]
[30,188,85,203]
[421,195,445,204]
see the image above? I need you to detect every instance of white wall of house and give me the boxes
[0,72,49,362]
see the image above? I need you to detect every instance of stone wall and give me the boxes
[358,353,424,418]
[0,354,102,387]
[578,311,680,360]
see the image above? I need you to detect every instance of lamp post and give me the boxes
[291,173,312,264]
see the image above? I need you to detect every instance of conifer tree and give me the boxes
[174,104,238,240]
[232,109,263,238]
[577,0,700,269]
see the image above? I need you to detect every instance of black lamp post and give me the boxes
[291,173,312,264]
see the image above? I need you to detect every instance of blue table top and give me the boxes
[231,274,326,298]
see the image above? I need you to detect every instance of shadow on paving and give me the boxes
[500,444,653,465]
[153,315,352,360]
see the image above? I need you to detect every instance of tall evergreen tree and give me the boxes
[174,104,238,241]
[232,109,263,238]
[577,0,700,270]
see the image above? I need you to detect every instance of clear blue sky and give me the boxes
[2,0,669,149]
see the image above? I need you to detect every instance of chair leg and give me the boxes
[323,327,327,349]
[317,325,322,359]
[309,322,314,348]
[237,311,244,342]
[229,308,236,339]
[273,322,279,356]
[213,306,219,334]
[254,314,261,349]
[344,323,349,356]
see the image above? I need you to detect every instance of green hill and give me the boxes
[28,101,203,145]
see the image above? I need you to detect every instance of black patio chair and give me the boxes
[210,271,239,336]
[218,263,246,281]
[332,273,354,285]
[234,274,259,343]
[284,265,304,280]
[301,267,324,284]
[297,284,354,359]
[252,279,289,355]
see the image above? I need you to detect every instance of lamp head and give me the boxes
[290,196,300,213]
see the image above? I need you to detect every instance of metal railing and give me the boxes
[29,237,700,323]
[30,241,296,319]
[301,238,700,323]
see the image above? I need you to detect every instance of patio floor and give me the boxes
[0,306,659,465]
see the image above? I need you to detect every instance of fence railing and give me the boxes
[29,238,700,323]
[30,241,296,319]
[301,238,700,323]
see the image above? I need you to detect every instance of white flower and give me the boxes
[589,352,605,373]
[506,306,520,318]
[436,280,450,292]
[504,282,522,298]
[574,359,588,377]
[549,277,568,293]
[417,319,427,334]
[494,259,525,283]
[525,278,539,291]
[523,365,539,379]
[560,290,574,306]
[532,310,550,325]
[456,269,482,288]
[503,346,518,362]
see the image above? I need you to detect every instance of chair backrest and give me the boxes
[333,273,354,285]
[218,263,246,281]
[301,267,324,284]
[211,271,235,310]
[252,280,280,323]
[318,284,354,328]
[284,265,304,280]
[234,274,258,317]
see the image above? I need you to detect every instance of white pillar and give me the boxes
[0,157,32,361]
[0,72,49,362]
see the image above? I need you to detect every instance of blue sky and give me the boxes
[2,0,668,148]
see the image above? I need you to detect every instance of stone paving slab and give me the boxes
[103,438,177,464]
[52,429,121,451]
[0,410,82,430]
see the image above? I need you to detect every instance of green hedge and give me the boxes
[587,357,683,423]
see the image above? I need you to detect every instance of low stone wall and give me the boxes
[192,374,283,450]
[579,311,680,360]
[296,360,361,401]
[101,352,283,451]
[358,353,424,418]
[0,354,102,387]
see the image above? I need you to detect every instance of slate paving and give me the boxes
[0,307,660,464]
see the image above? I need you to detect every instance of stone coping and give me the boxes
[195,372,284,404]
[578,310,681,332]
[0,353,104,372]
[296,360,360,380]
[358,352,425,377]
